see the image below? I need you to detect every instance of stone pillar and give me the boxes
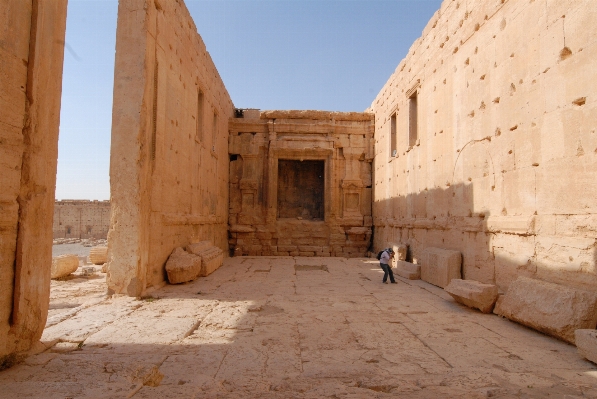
[0,0,68,365]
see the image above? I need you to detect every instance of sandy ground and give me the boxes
[52,243,94,258]
[1,257,596,398]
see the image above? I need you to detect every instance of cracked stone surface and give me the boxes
[1,257,596,398]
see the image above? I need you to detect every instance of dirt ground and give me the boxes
[1,257,596,398]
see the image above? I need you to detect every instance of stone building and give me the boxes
[228,110,374,257]
[1,0,596,367]
[53,200,111,239]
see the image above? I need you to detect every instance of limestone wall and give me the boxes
[107,0,234,296]
[229,110,374,257]
[369,0,597,292]
[53,200,111,239]
[0,0,67,364]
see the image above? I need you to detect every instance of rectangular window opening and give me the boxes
[408,92,418,147]
[197,89,204,142]
[212,111,218,151]
[277,160,324,220]
[390,112,397,157]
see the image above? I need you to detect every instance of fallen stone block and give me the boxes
[89,246,108,265]
[165,247,202,284]
[494,276,597,344]
[445,279,498,313]
[186,241,224,277]
[395,260,420,280]
[575,329,597,364]
[51,254,79,279]
[420,248,461,288]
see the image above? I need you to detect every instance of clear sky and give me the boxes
[56,0,443,201]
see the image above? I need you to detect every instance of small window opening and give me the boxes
[390,112,397,157]
[197,89,204,142]
[409,91,418,147]
[212,111,218,150]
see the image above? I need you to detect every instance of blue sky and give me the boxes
[56,0,442,200]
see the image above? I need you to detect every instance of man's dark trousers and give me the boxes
[380,263,396,283]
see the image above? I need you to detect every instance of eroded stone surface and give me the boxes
[494,277,597,344]
[575,329,597,365]
[445,279,498,313]
[1,257,596,398]
[50,255,79,279]
[165,248,202,284]
[420,248,462,288]
[88,246,107,265]
[395,260,420,280]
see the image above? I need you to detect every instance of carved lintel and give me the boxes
[239,179,258,190]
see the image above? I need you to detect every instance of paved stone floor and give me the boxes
[1,257,596,398]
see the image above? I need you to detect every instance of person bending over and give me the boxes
[379,248,397,284]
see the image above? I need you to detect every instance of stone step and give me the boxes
[395,260,420,280]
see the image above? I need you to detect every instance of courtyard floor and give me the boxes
[1,257,596,398]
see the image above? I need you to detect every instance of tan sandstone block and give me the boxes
[186,241,223,277]
[575,329,597,365]
[51,255,79,279]
[494,277,597,344]
[420,248,462,288]
[165,247,202,284]
[395,260,420,280]
[445,279,499,313]
[88,246,108,265]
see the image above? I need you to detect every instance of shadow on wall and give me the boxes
[373,182,597,292]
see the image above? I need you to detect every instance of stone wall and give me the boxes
[107,0,234,296]
[228,110,374,257]
[0,0,67,364]
[369,0,597,292]
[53,200,111,239]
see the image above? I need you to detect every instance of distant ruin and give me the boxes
[1,0,596,368]
[53,200,111,239]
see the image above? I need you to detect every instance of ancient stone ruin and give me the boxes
[229,110,374,257]
[1,0,596,382]
[53,200,111,239]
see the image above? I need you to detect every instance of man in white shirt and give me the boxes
[379,248,397,284]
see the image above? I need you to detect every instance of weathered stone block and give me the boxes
[575,329,597,364]
[277,245,297,252]
[186,241,224,277]
[395,260,420,280]
[51,255,79,279]
[88,246,108,265]
[420,248,462,288]
[165,247,202,284]
[494,277,597,344]
[298,245,322,252]
[445,279,499,313]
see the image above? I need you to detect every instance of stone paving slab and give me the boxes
[1,257,596,398]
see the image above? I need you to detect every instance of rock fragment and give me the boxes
[420,247,461,288]
[89,246,108,265]
[51,254,79,279]
[494,277,597,344]
[395,260,420,280]
[165,247,202,284]
[575,329,597,364]
[445,279,498,313]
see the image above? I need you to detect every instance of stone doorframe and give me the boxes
[265,146,334,224]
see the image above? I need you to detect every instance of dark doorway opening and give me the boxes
[277,160,324,220]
